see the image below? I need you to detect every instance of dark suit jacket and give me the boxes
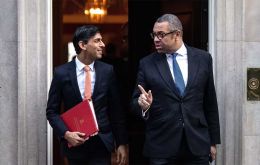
[132,45,220,158]
[46,59,128,158]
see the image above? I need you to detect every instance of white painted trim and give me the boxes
[209,2,217,165]
[47,0,53,165]
[209,0,217,80]
[208,0,215,59]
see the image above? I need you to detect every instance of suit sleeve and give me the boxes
[107,67,128,146]
[204,54,221,145]
[46,68,68,138]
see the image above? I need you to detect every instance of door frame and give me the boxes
[47,0,53,165]
[46,0,215,164]
[209,0,215,59]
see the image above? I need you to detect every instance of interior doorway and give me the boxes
[128,0,208,164]
[51,0,208,164]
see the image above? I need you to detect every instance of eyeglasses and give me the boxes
[150,31,177,40]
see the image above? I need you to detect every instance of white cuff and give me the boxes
[142,106,150,117]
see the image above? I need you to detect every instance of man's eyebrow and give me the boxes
[153,31,165,33]
[94,38,102,40]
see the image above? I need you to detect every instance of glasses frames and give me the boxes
[150,30,179,40]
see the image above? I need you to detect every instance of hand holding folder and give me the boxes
[60,100,99,147]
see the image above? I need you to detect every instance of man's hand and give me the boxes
[210,145,217,161]
[116,145,128,165]
[64,131,87,147]
[137,85,153,111]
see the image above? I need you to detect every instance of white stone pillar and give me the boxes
[215,0,260,164]
[243,0,260,164]
[17,0,52,165]
[215,0,243,164]
[0,0,50,164]
[17,0,50,164]
[0,0,18,164]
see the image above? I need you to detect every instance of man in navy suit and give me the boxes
[131,14,220,165]
[46,25,128,165]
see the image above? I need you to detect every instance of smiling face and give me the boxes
[152,21,182,54]
[85,33,105,60]
[79,32,105,62]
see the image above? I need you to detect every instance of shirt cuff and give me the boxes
[142,106,150,117]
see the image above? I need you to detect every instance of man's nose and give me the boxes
[154,36,160,42]
[100,41,105,47]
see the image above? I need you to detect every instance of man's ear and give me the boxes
[78,41,87,50]
[173,31,182,41]
[175,30,183,38]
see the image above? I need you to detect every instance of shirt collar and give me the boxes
[166,43,187,57]
[75,56,95,72]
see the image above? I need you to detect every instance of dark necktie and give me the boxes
[172,53,185,96]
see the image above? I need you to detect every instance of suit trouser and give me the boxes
[149,130,209,165]
[67,136,111,165]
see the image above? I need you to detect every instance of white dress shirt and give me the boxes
[166,43,188,86]
[142,44,188,117]
[75,56,95,99]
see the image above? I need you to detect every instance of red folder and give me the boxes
[60,100,99,138]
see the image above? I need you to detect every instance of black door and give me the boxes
[127,0,208,164]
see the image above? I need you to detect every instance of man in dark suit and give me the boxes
[46,25,128,165]
[131,14,220,165]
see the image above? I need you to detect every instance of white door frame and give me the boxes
[47,0,53,164]
[208,0,216,59]
[46,1,215,165]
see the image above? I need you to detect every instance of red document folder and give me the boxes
[60,100,99,138]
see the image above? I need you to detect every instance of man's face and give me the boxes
[152,21,178,54]
[85,33,105,60]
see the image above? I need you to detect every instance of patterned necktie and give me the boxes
[84,65,92,100]
[172,53,185,96]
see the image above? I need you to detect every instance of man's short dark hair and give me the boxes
[72,25,100,54]
[156,14,183,35]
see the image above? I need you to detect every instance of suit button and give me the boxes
[179,118,182,121]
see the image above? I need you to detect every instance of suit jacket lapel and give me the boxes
[154,53,180,98]
[68,60,82,102]
[185,46,200,94]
